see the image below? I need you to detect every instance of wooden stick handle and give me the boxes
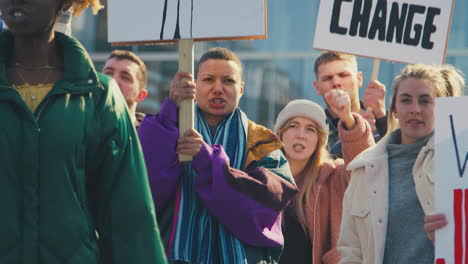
[371,58,380,81]
[178,39,194,162]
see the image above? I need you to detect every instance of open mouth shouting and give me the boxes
[209,98,226,108]
[293,143,306,152]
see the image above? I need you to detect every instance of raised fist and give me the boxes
[325,89,351,120]
[325,89,355,129]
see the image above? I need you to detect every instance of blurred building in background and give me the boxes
[72,0,468,129]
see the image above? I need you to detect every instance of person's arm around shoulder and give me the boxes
[138,72,196,212]
[89,76,167,264]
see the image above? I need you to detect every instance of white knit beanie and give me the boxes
[274,99,328,134]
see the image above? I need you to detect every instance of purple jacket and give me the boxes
[138,99,298,249]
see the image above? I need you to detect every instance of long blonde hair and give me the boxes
[276,118,332,232]
[386,64,465,135]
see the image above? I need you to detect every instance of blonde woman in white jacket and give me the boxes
[337,64,464,264]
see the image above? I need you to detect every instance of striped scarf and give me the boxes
[170,107,249,264]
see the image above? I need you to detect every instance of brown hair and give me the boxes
[314,51,358,78]
[386,64,465,134]
[197,47,243,77]
[276,118,331,233]
[107,50,148,91]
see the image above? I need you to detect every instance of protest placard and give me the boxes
[314,0,454,65]
[435,96,468,264]
[108,0,266,161]
[108,0,266,44]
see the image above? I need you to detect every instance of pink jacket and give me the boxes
[302,113,374,264]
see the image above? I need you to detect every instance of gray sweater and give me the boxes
[383,129,434,264]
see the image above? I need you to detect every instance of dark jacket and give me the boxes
[0,31,167,264]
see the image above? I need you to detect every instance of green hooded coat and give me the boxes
[0,31,167,264]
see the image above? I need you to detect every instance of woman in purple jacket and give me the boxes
[138,47,298,264]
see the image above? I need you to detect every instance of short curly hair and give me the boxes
[62,0,104,16]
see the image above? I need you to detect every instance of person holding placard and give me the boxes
[313,51,387,158]
[0,0,167,263]
[273,94,373,264]
[138,47,298,264]
[337,64,464,264]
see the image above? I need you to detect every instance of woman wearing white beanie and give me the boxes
[276,90,375,264]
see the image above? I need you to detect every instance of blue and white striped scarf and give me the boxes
[170,106,249,264]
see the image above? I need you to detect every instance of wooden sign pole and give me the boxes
[371,58,380,81]
[178,39,195,162]
[108,1,267,162]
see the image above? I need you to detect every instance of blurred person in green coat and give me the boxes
[0,0,167,263]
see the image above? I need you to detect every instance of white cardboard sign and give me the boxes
[435,97,468,264]
[108,0,266,44]
[314,0,454,64]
